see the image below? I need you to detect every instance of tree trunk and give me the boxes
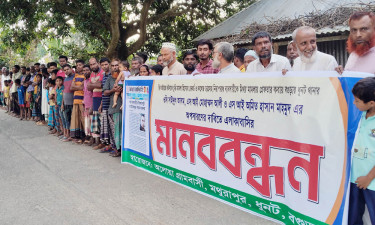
[106,0,121,60]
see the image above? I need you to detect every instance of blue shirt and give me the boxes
[351,111,375,191]
[56,86,64,106]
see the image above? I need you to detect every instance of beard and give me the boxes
[131,68,139,75]
[289,58,294,67]
[92,67,99,73]
[347,35,375,56]
[212,55,220,69]
[297,46,318,64]
[184,63,195,72]
[258,46,273,59]
[163,57,173,67]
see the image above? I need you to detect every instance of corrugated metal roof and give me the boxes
[212,25,350,45]
[273,25,349,40]
[194,0,373,41]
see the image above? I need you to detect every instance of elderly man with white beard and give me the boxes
[212,42,241,74]
[160,42,187,75]
[292,26,338,71]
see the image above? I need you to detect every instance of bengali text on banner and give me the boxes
[121,71,367,225]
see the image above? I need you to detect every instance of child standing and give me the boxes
[16,79,25,120]
[47,78,58,134]
[33,74,43,123]
[82,64,93,145]
[54,77,66,139]
[23,68,32,120]
[3,80,10,112]
[349,77,375,225]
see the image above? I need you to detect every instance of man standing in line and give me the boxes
[103,59,122,157]
[69,60,86,143]
[87,57,105,149]
[182,51,199,75]
[195,39,219,74]
[57,55,68,77]
[243,50,258,69]
[161,42,187,75]
[286,41,299,67]
[234,48,248,72]
[337,12,375,74]
[99,58,113,152]
[61,64,75,142]
[246,31,291,73]
[292,26,338,71]
[212,42,241,74]
[10,65,22,116]
[334,11,375,225]
[130,57,142,76]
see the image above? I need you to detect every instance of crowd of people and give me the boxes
[0,11,374,224]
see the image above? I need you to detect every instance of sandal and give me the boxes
[110,151,121,157]
[99,146,112,153]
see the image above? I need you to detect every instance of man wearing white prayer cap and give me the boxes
[244,50,258,69]
[160,42,187,75]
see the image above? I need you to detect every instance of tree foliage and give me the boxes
[0,0,254,61]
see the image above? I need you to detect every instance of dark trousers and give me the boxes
[11,92,19,114]
[349,182,375,225]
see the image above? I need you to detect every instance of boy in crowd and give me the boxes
[33,74,43,123]
[54,76,64,140]
[48,78,58,134]
[23,67,32,120]
[349,77,375,225]
[61,64,75,142]
[16,79,25,120]
[82,64,93,145]
[70,60,86,144]
[3,80,10,112]
[41,68,50,125]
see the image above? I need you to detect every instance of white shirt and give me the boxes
[11,72,22,93]
[247,54,291,73]
[1,74,10,91]
[162,61,187,75]
[219,63,241,74]
[292,51,338,71]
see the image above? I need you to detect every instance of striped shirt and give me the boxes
[101,72,110,110]
[73,73,85,105]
